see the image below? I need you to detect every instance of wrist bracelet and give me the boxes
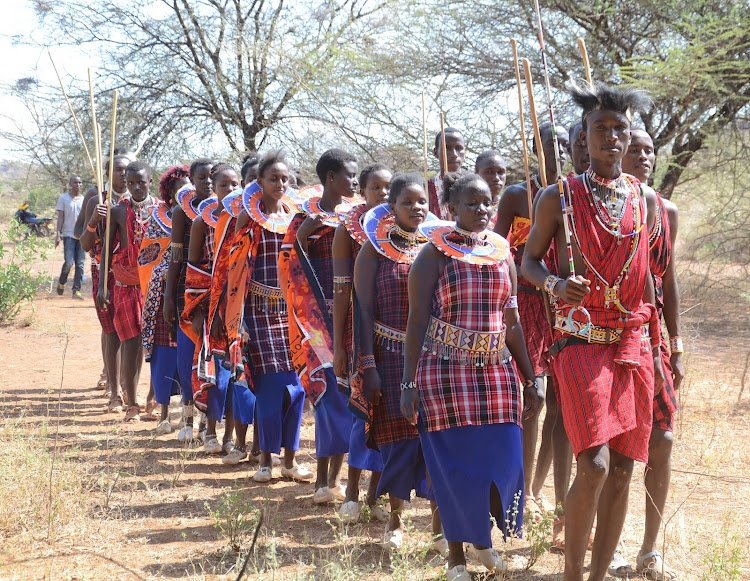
[505,295,518,309]
[86,223,97,233]
[669,336,684,354]
[543,274,562,297]
[360,354,376,370]
[400,381,416,391]
[522,378,536,390]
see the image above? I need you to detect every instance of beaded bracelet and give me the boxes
[669,336,684,354]
[400,381,416,391]
[522,378,536,390]
[543,274,562,297]
[506,295,518,309]
[360,354,376,370]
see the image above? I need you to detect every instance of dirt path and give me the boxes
[0,277,748,580]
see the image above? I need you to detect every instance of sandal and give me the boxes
[609,545,635,578]
[108,394,124,413]
[97,373,108,389]
[636,550,677,580]
[124,405,140,422]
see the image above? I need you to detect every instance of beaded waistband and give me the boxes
[554,312,648,344]
[248,280,286,313]
[374,321,406,353]
[423,316,509,366]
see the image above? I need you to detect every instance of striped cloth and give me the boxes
[649,192,677,432]
[416,256,521,433]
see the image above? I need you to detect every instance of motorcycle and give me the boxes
[14,208,54,237]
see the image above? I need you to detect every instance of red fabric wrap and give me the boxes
[371,255,418,446]
[649,192,677,430]
[111,263,141,287]
[427,177,447,220]
[551,175,656,461]
[518,290,552,376]
[91,263,116,335]
[278,214,335,406]
[553,342,654,463]
[112,285,144,341]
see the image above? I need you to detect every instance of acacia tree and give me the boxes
[28,0,392,164]
[380,0,750,198]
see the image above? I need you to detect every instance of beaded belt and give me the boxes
[553,312,648,345]
[248,280,286,313]
[423,316,509,366]
[374,321,406,353]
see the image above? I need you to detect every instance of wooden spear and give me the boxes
[510,39,534,223]
[577,37,594,89]
[522,58,548,189]
[421,91,430,193]
[102,90,119,296]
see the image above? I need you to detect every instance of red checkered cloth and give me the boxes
[416,257,521,432]
[91,262,116,335]
[552,342,654,463]
[371,254,418,446]
[649,193,677,431]
[244,226,294,375]
[112,284,144,341]
[517,290,551,376]
[550,175,657,461]
[206,213,236,357]
[427,176,447,220]
[175,217,193,317]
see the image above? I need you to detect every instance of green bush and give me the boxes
[0,222,50,323]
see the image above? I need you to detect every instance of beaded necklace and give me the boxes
[567,173,644,313]
[583,169,637,236]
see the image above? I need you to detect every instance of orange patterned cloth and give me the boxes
[206,212,237,358]
[507,216,531,252]
[278,214,335,406]
[224,220,262,371]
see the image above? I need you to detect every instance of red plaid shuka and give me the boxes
[278,214,335,405]
[342,229,369,420]
[551,175,657,462]
[91,262,116,335]
[427,176,448,220]
[649,193,677,431]
[371,254,418,446]
[416,255,521,433]
[110,199,154,341]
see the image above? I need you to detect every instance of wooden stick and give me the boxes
[48,52,96,181]
[102,90,118,295]
[439,111,448,176]
[577,37,594,89]
[511,40,534,223]
[88,69,104,204]
[522,58,548,189]
[421,91,430,192]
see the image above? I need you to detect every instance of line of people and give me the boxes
[70,81,683,581]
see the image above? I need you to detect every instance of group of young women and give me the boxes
[134,139,538,580]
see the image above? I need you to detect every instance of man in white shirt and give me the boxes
[56,175,85,299]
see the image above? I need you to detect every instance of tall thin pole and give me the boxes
[88,69,104,205]
[102,90,119,295]
[577,37,594,89]
[523,59,548,190]
[421,91,430,192]
[510,40,534,222]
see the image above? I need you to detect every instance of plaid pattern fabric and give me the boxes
[91,263,116,335]
[175,213,194,317]
[649,194,677,430]
[307,226,336,300]
[518,290,551,376]
[427,176,447,220]
[371,255,418,446]
[417,258,521,432]
[244,227,294,375]
[112,284,144,341]
[552,342,654,463]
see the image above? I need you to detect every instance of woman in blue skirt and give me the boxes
[401,173,543,580]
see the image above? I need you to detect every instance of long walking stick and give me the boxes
[577,37,594,89]
[510,40,534,222]
[88,69,104,205]
[102,90,119,295]
[421,91,430,192]
[48,52,96,181]
[522,58,548,191]
[439,111,448,176]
